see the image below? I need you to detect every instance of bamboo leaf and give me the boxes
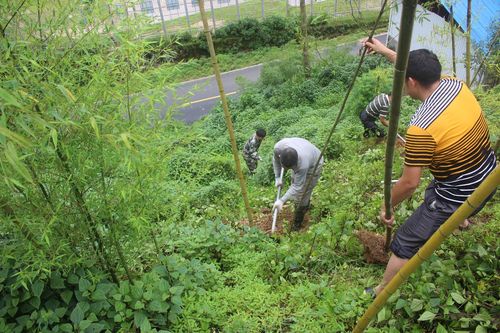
[90,117,100,139]
[120,133,132,150]
[0,125,32,147]
[57,85,76,102]
[0,87,22,108]
[51,129,58,149]
[4,142,33,183]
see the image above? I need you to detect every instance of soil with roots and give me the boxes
[240,206,311,235]
[355,230,390,265]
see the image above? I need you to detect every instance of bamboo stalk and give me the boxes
[297,0,388,208]
[353,165,500,332]
[383,0,417,252]
[56,145,119,283]
[449,6,456,77]
[198,0,253,225]
[465,0,471,86]
[300,0,311,77]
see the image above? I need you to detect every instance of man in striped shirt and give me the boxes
[359,93,391,138]
[363,39,497,296]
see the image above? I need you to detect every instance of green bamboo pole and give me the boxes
[383,0,417,252]
[465,0,471,86]
[198,0,253,225]
[296,0,388,207]
[449,6,456,77]
[353,165,500,332]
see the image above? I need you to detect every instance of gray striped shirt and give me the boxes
[365,93,390,119]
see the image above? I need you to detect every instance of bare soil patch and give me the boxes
[355,230,390,265]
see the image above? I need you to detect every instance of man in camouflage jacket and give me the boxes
[243,128,266,174]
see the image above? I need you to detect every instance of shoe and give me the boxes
[364,287,376,299]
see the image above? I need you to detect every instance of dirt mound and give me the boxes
[241,206,311,235]
[356,230,390,265]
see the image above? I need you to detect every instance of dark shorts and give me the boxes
[360,111,385,138]
[359,110,378,130]
[390,181,496,259]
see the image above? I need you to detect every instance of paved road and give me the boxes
[165,33,387,124]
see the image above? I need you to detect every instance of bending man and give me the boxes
[272,138,324,231]
[363,39,497,295]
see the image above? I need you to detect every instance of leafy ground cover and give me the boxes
[1,1,499,332]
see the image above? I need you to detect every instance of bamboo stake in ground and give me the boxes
[383,0,417,252]
[198,0,253,225]
[353,165,500,332]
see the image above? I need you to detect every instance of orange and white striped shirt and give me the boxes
[404,78,496,204]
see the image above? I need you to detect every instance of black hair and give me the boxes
[256,128,266,138]
[406,49,441,87]
[280,147,298,168]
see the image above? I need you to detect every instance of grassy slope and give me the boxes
[156,51,499,332]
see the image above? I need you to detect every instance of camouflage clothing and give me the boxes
[243,134,262,173]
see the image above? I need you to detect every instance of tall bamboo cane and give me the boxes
[198,0,253,225]
[383,0,417,252]
[353,165,500,332]
[300,0,311,78]
[465,0,471,86]
[449,6,456,77]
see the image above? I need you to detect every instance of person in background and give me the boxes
[272,138,323,231]
[360,93,391,138]
[362,38,497,296]
[242,128,266,175]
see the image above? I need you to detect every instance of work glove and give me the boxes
[275,178,282,188]
[273,199,284,212]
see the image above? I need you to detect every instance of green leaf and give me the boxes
[417,311,436,322]
[475,326,487,333]
[70,303,85,325]
[476,245,487,257]
[451,292,466,304]
[133,301,144,310]
[79,278,91,293]
[0,125,32,147]
[0,87,22,108]
[377,307,387,323]
[140,317,151,332]
[133,311,147,328]
[120,133,133,150]
[57,85,76,102]
[55,307,67,318]
[29,296,40,309]
[394,298,406,310]
[436,323,447,333]
[59,323,73,332]
[89,117,100,139]
[32,280,44,298]
[61,290,73,304]
[50,272,65,289]
[79,319,91,330]
[50,128,58,149]
[5,142,33,183]
[410,299,424,312]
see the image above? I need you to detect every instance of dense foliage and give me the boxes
[146,12,389,62]
[1,1,499,332]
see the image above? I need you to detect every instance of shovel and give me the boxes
[271,167,285,233]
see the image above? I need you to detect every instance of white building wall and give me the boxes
[388,1,475,82]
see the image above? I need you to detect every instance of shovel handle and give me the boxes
[271,167,285,233]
